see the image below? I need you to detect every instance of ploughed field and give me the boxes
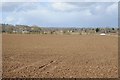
[2,34,118,78]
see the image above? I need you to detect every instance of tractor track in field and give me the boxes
[10,59,61,73]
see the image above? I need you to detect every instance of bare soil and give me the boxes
[2,34,118,78]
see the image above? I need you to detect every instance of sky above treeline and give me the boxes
[1,2,118,28]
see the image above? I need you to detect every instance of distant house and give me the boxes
[13,30,18,33]
[81,31,87,35]
[55,30,63,35]
[100,33,106,36]
[60,30,63,33]
[22,30,29,34]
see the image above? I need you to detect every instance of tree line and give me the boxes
[0,24,119,35]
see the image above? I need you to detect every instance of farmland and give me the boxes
[2,34,118,78]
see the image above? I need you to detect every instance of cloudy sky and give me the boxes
[1,2,118,27]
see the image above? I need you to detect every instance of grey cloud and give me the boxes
[2,2,38,12]
[50,2,115,13]
[2,2,22,12]
[68,2,96,7]
[66,2,114,8]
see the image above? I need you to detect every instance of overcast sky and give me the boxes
[1,2,118,27]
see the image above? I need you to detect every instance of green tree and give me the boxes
[96,28,100,32]
[112,28,114,30]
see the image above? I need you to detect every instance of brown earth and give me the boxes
[2,34,118,78]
